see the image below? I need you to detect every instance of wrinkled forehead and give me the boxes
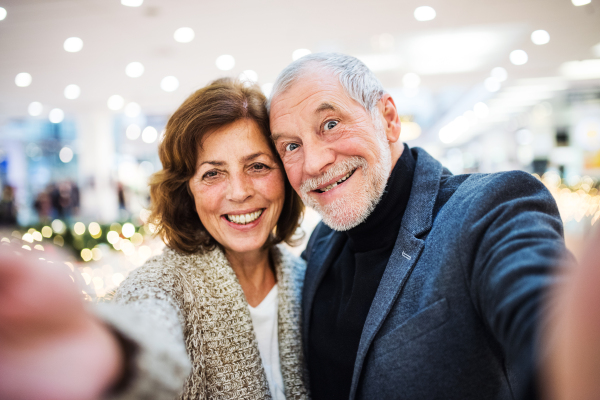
[269,70,356,129]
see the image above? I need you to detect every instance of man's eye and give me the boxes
[285,143,300,152]
[324,120,338,131]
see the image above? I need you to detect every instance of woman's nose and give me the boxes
[226,173,254,202]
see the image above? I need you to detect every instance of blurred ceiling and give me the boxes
[0,0,599,137]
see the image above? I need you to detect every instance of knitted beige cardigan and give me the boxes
[98,244,309,400]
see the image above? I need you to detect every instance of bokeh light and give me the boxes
[414,6,436,21]
[126,124,141,140]
[531,30,550,45]
[125,62,144,78]
[292,49,311,61]
[107,95,125,110]
[142,126,158,143]
[15,73,32,87]
[59,146,73,163]
[491,67,508,82]
[239,70,258,83]
[510,50,528,65]
[51,219,66,234]
[121,0,143,7]
[49,108,65,123]
[160,76,179,92]
[64,84,81,99]
[74,222,86,235]
[0,7,6,21]
[174,27,194,43]
[216,55,235,71]
[122,223,135,238]
[63,37,83,52]
[402,73,421,88]
[124,102,141,118]
[41,226,52,238]
[28,102,43,116]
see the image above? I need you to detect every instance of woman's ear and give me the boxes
[379,94,401,143]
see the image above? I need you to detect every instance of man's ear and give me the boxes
[379,94,401,143]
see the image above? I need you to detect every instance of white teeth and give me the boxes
[319,171,353,193]
[227,210,263,225]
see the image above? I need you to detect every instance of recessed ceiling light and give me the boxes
[216,55,235,71]
[107,95,125,110]
[124,102,141,118]
[28,102,43,116]
[64,37,83,52]
[49,108,65,124]
[174,27,194,43]
[292,49,311,61]
[121,0,143,6]
[261,82,274,97]
[509,50,528,65]
[491,67,508,82]
[160,76,179,92]
[15,73,32,87]
[125,62,144,78]
[572,0,591,5]
[0,7,7,21]
[531,30,550,45]
[414,6,436,21]
[64,84,81,99]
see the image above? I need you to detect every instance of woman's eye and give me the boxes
[251,163,268,171]
[324,120,338,131]
[202,170,219,180]
[285,143,300,152]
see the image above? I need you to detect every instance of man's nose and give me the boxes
[226,173,254,202]
[303,137,335,177]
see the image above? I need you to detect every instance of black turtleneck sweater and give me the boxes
[308,145,416,400]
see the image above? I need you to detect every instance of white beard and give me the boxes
[299,123,392,231]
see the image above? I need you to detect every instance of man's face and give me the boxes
[269,70,392,231]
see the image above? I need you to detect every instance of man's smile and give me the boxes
[314,169,357,193]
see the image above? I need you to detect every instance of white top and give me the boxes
[248,284,286,400]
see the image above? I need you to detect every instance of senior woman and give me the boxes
[0,79,308,400]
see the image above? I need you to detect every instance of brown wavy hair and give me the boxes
[149,78,304,254]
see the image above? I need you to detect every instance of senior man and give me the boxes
[268,53,567,399]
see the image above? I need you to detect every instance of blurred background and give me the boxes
[0,0,599,299]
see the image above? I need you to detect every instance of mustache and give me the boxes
[299,157,368,194]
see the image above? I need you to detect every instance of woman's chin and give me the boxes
[220,236,269,257]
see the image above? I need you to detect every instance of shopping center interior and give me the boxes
[1,0,599,299]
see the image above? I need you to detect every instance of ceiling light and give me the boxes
[216,55,235,71]
[560,59,600,80]
[160,76,179,92]
[402,72,421,88]
[126,124,141,140]
[261,82,274,97]
[107,95,125,110]
[124,102,141,118]
[174,27,194,43]
[414,6,436,21]
[484,77,501,92]
[0,7,7,21]
[64,37,83,52]
[64,84,81,99]
[509,50,528,65]
[125,62,144,78]
[401,121,422,141]
[292,49,311,61]
[15,73,32,87]
[239,70,258,83]
[59,147,73,163]
[491,67,508,82]
[531,30,550,45]
[142,126,158,143]
[121,0,143,6]
[49,108,65,124]
[473,102,489,118]
[572,0,591,5]
[28,102,43,117]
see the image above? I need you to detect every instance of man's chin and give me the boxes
[309,199,374,232]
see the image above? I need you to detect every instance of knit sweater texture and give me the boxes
[97,244,309,400]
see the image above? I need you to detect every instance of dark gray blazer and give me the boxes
[302,147,566,400]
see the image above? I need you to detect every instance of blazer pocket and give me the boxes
[377,297,450,347]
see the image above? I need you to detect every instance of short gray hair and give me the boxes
[267,53,385,119]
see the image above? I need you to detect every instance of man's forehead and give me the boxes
[270,71,348,122]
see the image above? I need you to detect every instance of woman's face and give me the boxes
[189,119,285,257]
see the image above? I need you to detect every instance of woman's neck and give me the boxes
[225,247,276,307]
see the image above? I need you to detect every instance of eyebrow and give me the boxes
[198,152,270,168]
[315,102,338,114]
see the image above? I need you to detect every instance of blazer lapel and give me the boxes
[348,147,444,400]
[301,228,346,362]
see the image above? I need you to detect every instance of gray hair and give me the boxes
[267,53,385,119]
